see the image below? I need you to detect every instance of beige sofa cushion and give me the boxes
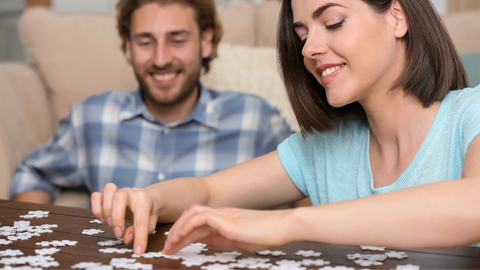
[0,63,55,199]
[257,0,281,47]
[201,43,298,131]
[19,7,138,123]
[441,11,480,54]
[219,1,256,46]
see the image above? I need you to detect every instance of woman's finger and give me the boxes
[169,204,210,244]
[165,207,232,254]
[131,191,155,254]
[123,225,135,245]
[90,192,105,224]
[163,224,212,254]
[102,183,118,227]
[110,189,129,238]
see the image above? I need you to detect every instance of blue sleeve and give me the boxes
[277,133,308,196]
[261,105,294,154]
[461,85,480,156]
[9,114,83,199]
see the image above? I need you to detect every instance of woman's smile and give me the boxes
[316,63,346,85]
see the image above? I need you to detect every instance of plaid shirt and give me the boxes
[10,85,293,199]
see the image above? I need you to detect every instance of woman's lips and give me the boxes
[316,64,345,85]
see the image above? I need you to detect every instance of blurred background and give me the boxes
[0,0,479,203]
[1,0,480,62]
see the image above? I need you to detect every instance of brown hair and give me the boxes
[116,0,223,72]
[277,0,469,136]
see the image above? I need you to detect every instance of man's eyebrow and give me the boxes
[168,30,191,37]
[132,30,191,39]
[133,32,154,39]
[293,2,344,28]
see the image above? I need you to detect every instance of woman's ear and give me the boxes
[391,0,408,38]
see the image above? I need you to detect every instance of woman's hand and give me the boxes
[162,204,296,255]
[91,183,159,254]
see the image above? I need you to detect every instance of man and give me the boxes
[10,0,292,204]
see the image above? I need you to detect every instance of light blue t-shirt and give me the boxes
[278,86,480,206]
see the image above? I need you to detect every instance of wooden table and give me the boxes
[2,199,480,269]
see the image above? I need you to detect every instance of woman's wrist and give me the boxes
[285,206,309,243]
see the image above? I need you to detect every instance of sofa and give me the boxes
[0,1,479,207]
[0,0,293,207]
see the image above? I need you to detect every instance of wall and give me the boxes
[0,0,26,61]
[448,0,480,13]
[431,0,448,14]
[50,0,267,12]
[51,0,118,13]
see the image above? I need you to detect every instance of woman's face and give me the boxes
[292,0,407,108]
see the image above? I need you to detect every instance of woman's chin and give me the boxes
[327,99,350,108]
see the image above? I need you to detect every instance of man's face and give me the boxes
[126,2,213,108]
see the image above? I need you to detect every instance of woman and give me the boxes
[92,0,480,255]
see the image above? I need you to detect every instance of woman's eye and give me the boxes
[326,19,345,31]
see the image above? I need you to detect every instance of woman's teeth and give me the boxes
[321,64,345,78]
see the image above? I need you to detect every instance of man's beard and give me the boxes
[135,62,201,108]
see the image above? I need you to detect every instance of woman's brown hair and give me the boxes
[277,0,469,136]
[116,0,223,72]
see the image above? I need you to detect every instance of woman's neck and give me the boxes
[362,89,441,188]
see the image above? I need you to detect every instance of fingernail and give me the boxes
[100,218,106,224]
[134,244,142,254]
[126,233,134,244]
[113,227,122,238]
[107,217,113,227]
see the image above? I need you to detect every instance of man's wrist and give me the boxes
[13,190,53,204]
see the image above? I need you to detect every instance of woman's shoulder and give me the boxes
[440,85,480,132]
[444,85,480,108]
[287,118,370,146]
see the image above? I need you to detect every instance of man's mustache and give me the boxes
[146,64,182,73]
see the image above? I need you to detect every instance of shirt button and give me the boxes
[157,173,165,181]
[164,128,170,134]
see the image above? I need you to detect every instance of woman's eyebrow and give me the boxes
[293,2,345,29]
[312,2,344,19]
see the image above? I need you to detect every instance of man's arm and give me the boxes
[259,101,294,154]
[13,190,53,204]
[10,115,82,203]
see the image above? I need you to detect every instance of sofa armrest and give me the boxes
[0,62,55,200]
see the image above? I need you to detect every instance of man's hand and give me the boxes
[13,190,53,204]
[91,183,159,254]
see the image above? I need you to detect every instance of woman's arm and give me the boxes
[164,136,480,254]
[91,150,304,254]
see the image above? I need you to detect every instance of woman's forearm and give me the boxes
[290,178,480,249]
[145,177,212,223]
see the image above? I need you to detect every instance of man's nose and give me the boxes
[153,43,173,67]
